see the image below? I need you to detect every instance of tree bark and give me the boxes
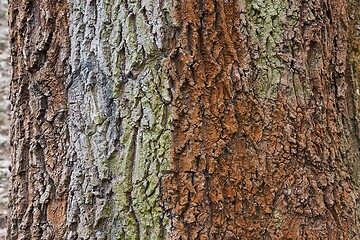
[161,0,360,238]
[8,0,70,239]
[8,0,360,239]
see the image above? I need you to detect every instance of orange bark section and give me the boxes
[161,0,359,239]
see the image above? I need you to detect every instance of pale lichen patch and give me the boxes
[246,0,288,98]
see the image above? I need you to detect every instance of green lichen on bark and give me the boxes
[66,0,172,238]
[109,2,172,238]
[246,0,288,98]
[112,66,172,239]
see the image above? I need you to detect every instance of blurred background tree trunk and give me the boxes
[7,0,360,239]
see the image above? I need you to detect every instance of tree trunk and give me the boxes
[8,0,360,239]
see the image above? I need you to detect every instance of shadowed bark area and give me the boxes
[161,0,360,238]
[8,0,70,239]
[348,0,360,231]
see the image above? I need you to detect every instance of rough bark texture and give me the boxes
[9,0,173,239]
[7,0,360,239]
[161,0,360,239]
[65,0,172,238]
[349,0,360,232]
[8,0,70,239]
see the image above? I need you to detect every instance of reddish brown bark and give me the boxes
[8,0,70,239]
[161,0,360,239]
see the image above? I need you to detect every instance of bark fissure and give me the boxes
[129,123,141,240]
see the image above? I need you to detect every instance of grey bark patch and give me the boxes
[65,0,172,239]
